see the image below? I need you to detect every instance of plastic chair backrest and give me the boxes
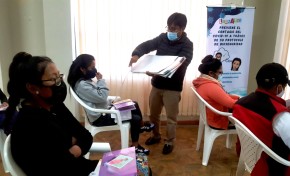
[191,86,236,166]
[191,87,232,121]
[69,87,130,150]
[69,87,123,125]
[3,135,26,176]
[228,115,290,174]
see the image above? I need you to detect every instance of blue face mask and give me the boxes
[218,75,222,82]
[167,32,178,41]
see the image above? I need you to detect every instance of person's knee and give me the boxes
[131,114,142,122]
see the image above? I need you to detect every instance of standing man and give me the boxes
[128,12,193,154]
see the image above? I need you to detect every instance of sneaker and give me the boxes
[140,122,155,133]
[162,144,173,155]
[145,136,161,145]
[134,145,150,155]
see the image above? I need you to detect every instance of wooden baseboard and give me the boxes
[161,120,199,125]
[80,120,199,126]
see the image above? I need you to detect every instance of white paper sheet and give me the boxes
[131,55,184,74]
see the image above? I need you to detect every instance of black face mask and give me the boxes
[84,68,97,79]
[41,81,67,105]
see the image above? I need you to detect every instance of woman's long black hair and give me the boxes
[3,52,52,134]
[67,54,95,89]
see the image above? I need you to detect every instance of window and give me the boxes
[71,0,218,117]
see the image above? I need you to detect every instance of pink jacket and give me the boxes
[192,74,239,129]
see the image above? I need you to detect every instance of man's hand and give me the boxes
[146,71,155,77]
[128,55,139,67]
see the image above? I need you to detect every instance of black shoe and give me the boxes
[162,144,173,154]
[140,122,155,133]
[145,137,161,145]
[134,145,150,155]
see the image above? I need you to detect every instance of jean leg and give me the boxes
[130,113,141,142]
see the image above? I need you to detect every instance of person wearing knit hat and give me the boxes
[233,62,290,176]
[192,55,239,130]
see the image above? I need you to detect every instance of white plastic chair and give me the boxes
[70,88,130,156]
[228,115,290,176]
[3,134,26,176]
[0,129,8,173]
[3,134,111,176]
[191,87,237,166]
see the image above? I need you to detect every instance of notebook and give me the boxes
[99,147,137,176]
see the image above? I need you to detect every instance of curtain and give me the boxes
[72,0,211,119]
[275,0,290,100]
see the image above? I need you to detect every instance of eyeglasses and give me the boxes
[41,74,64,86]
[216,71,223,75]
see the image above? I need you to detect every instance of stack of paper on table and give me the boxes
[99,147,137,176]
[131,55,185,78]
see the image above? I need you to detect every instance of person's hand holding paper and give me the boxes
[145,71,156,77]
[129,55,139,67]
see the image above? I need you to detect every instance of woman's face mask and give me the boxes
[217,74,223,82]
[211,70,223,81]
[84,68,97,79]
[40,81,67,105]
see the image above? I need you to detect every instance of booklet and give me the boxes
[99,147,137,176]
[106,154,134,169]
[113,99,136,111]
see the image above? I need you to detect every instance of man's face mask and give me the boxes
[84,68,97,79]
[167,32,178,41]
[276,85,285,98]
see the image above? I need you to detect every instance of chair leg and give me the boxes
[0,132,8,173]
[202,127,215,166]
[0,149,8,173]
[120,125,130,149]
[236,156,246,176]
[226,134,233,149]
[196,117,204,151]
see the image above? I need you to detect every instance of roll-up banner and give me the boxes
[206,6,255,96]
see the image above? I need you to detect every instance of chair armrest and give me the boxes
[89,142,111,153]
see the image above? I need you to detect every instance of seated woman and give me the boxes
[67,54,153,155]
[3,52,98,176]
[192,55,239,130]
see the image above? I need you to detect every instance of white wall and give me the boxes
[42,0,76,115]
[0,0,77,119]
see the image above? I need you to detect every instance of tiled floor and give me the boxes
[0,125,250,176]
